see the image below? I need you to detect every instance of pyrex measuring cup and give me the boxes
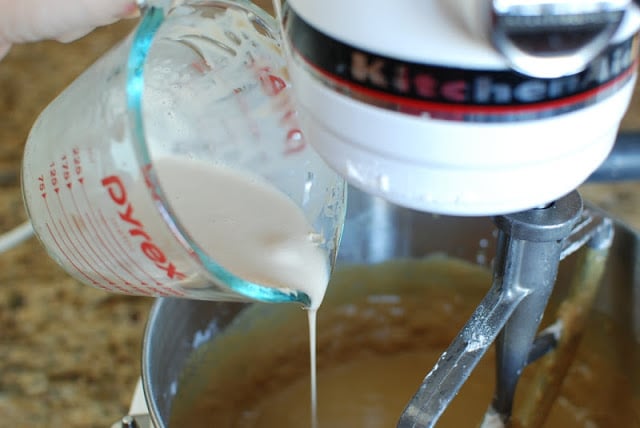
[21,0,346,306]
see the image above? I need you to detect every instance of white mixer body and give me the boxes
[283,0,640,215]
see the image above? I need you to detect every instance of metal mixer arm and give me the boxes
[397,191,615,428]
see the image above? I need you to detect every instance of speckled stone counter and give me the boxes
[1,18,640,428]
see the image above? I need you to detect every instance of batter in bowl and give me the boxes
[168,257,640,427]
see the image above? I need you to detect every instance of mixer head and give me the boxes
[274,1,639,426]
[281,0,640,215]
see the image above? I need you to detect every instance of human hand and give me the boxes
[0,0,140,59]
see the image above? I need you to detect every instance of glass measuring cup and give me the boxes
[21,0,346,306]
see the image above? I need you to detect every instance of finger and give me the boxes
[0,0,139,46]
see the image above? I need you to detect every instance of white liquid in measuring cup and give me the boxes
[154,157,325,427]
[146,6,328,424]
[153,157,330,309]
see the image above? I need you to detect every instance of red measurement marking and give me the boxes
[72,147,83,179]
[42,194,107,288]
[57,218,119,289]
[54,192,124,291]
[70,215,140,294]
[60,154,72,188]
[39,152,112,290]
[68,187,148,295]
[80,209,149,293]
[38,175,46,199]
[255,66,305,155]
[48,161,60,194]
[67,193,130,287]
[45,222,108,290]
[38,149,125,289]
[95,208,158,289]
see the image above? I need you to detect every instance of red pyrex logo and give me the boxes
[101,175,186,280]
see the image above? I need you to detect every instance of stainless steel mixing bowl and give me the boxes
[141,187,640,427]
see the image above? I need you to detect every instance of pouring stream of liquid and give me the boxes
[309,310,318,428]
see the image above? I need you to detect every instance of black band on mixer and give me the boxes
[285,9,639,122]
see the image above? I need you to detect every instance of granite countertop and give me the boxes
[1,18,640,428]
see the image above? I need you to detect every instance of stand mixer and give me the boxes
[277,0,640,426]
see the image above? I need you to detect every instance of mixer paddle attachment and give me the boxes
[398,191,597,428]
[487,207,615,427]
[513,217,614,428]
